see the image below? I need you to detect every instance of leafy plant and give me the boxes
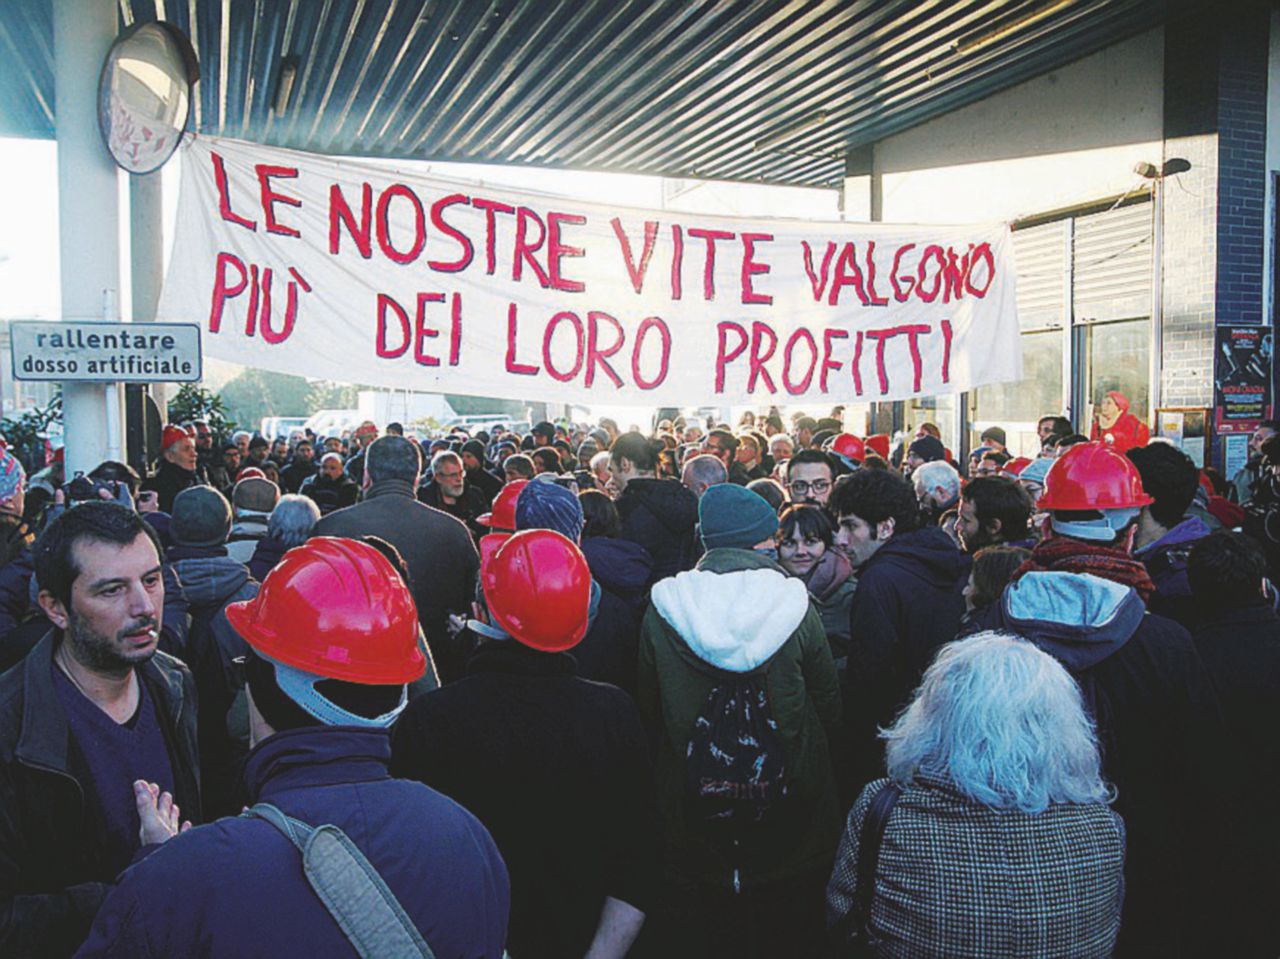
[168,384,237,442]
[0,392,62,473]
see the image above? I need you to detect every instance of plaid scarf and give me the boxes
[1014,535,1156,604]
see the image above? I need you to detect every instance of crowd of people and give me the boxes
[0,396,1276,958]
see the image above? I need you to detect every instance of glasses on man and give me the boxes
[788,480,831,496]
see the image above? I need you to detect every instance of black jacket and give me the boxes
[466,465,504,510]
[843,526,968,790]
[246,535,291,583]
[615,478,698,586]
[298,471,360,515]
[417,480,488,539]
[278,458,317,494]
[985,572,1229,958]
[1192,601,1280,956]
[0,634,200,958]
[391,642,657,959]
[314,479,479,683]
[581,536,654,619]
[141,460,200,514]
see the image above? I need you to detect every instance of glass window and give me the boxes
[971,329,1064,456]
[907,394,957,451]
[1084,318,1150,425]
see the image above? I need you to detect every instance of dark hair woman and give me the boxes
[775,505,856,672]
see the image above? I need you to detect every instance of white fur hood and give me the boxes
[651,567,810,672]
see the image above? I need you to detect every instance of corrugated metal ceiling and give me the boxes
[1,0,1167,187]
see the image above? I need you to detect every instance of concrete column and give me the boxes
[54,0,121,477]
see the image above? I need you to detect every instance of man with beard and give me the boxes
[418,450,487,539]
[461,440,503,509]
[955,474,1034,554]
[190,421,220,487]
[0,503,200,956]
[1230,419,1279,506]
[832,468,968,790]
[142,425,202,513]
[784,449,837,511]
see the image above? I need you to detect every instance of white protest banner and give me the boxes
[158,136,1021,406]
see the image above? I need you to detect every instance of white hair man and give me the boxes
[912,459,961,527]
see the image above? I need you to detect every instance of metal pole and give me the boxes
[1148,180,1164,415]
[54,0,119,478]
[130,170,165,470]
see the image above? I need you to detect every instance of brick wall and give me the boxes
[1160,5,1271,414]
[1215,8,1270,324]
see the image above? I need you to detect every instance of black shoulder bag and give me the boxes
[828,781,901,958]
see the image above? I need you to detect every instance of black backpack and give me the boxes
[685,673,789,840]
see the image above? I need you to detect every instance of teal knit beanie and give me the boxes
[698,483,779,550]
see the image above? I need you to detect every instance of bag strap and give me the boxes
[245,803,435,959]
[854,782,901,944]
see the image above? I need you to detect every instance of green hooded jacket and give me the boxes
[638,547,842,890]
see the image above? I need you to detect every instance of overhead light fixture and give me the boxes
[1134,157,1191,179]
[754,111,829,152]
[274,56,298,115]
[953,0,1074,57]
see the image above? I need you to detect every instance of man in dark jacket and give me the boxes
[277,437,317,494]
[1187,531,1280,956]
[298,452,360,515]
[1127,442,1213,627]
[192,421,228,490]
[978,442,1227,958]
[0,503,200,957]
[166,486,259,818]
[77,537,509,958]
[141,425,202,513]
[461,439,503,509]
[418,450,488,539]
[393,529,653,959]
[832,468,968,790]
[609,433,698,586]
[315,435,479,683]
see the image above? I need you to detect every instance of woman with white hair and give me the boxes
[247,494,320,582]
[826,632,1125,959]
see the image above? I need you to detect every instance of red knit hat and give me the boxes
[161,425,191,451]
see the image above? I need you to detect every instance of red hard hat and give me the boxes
[477,479,528,532]
[226,537,425,684]
[482,529,591,652]
[1002,456,1033,477]
[830,434,865,463]
[865,434,891,459]
[1036,442,1153,511]
[478,531,510,572]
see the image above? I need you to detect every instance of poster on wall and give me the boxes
[157,136,1024,407]
[1214,325,1273,432]
[1155,408,1207,468]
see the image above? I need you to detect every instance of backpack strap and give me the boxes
[244,803,435,959]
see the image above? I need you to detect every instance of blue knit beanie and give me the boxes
[699,483,779,550]
[515,479,585,542]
